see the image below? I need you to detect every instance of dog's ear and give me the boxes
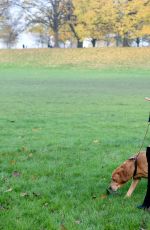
[119,165,131,182]
[121,167,128,177]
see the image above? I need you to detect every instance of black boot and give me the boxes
[138,146,150,210]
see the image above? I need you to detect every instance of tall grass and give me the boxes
[0,47,149,69]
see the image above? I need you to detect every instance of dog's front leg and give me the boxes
[125,179,140,197]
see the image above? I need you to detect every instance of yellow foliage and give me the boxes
[73,0,116,39]
[114,0,150,38]
[59,24,73,40]
[73,0,150,39]
[29,25,45,34]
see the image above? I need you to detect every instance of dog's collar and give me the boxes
[133,156,138,178]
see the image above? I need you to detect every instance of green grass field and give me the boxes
[0,48,150,230]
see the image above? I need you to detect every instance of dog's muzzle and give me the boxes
[106,186,118,195]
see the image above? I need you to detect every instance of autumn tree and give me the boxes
[0,0,22,47]
[72,0,150,47]
[63,0,82,47]
[0,0,10,29]
[20,0,74,47]
[114,0,150,46]
[136,0,150,45]
[72,0,117,47]
[0,23,19,48]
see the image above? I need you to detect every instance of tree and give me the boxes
[63,0,82,47]
[0,0,9,30]
[0,23,18,48]
[29,24,51,47]
[114,0,150,46]
[0,0,22,48]
[72,0,117,47]
[0,0,9,16]
[136,0,150,41]
[21,0,73,47]
[72,0,150,47]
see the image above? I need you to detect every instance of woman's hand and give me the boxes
[145,97,150,101]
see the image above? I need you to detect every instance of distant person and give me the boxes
[22,44,25,49]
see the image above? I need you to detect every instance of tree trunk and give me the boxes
[115,34,121,47]
[69,24,82,48]
[54,30,59,48]
[106,39,110,47]
[123,36,130,47]
[77,40,83,48]
[91,38,97,47]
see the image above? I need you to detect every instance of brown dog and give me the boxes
[107,151,148,197]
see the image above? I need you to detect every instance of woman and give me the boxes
[138,97,150,210]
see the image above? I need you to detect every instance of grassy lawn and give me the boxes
[0,48,150,229]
